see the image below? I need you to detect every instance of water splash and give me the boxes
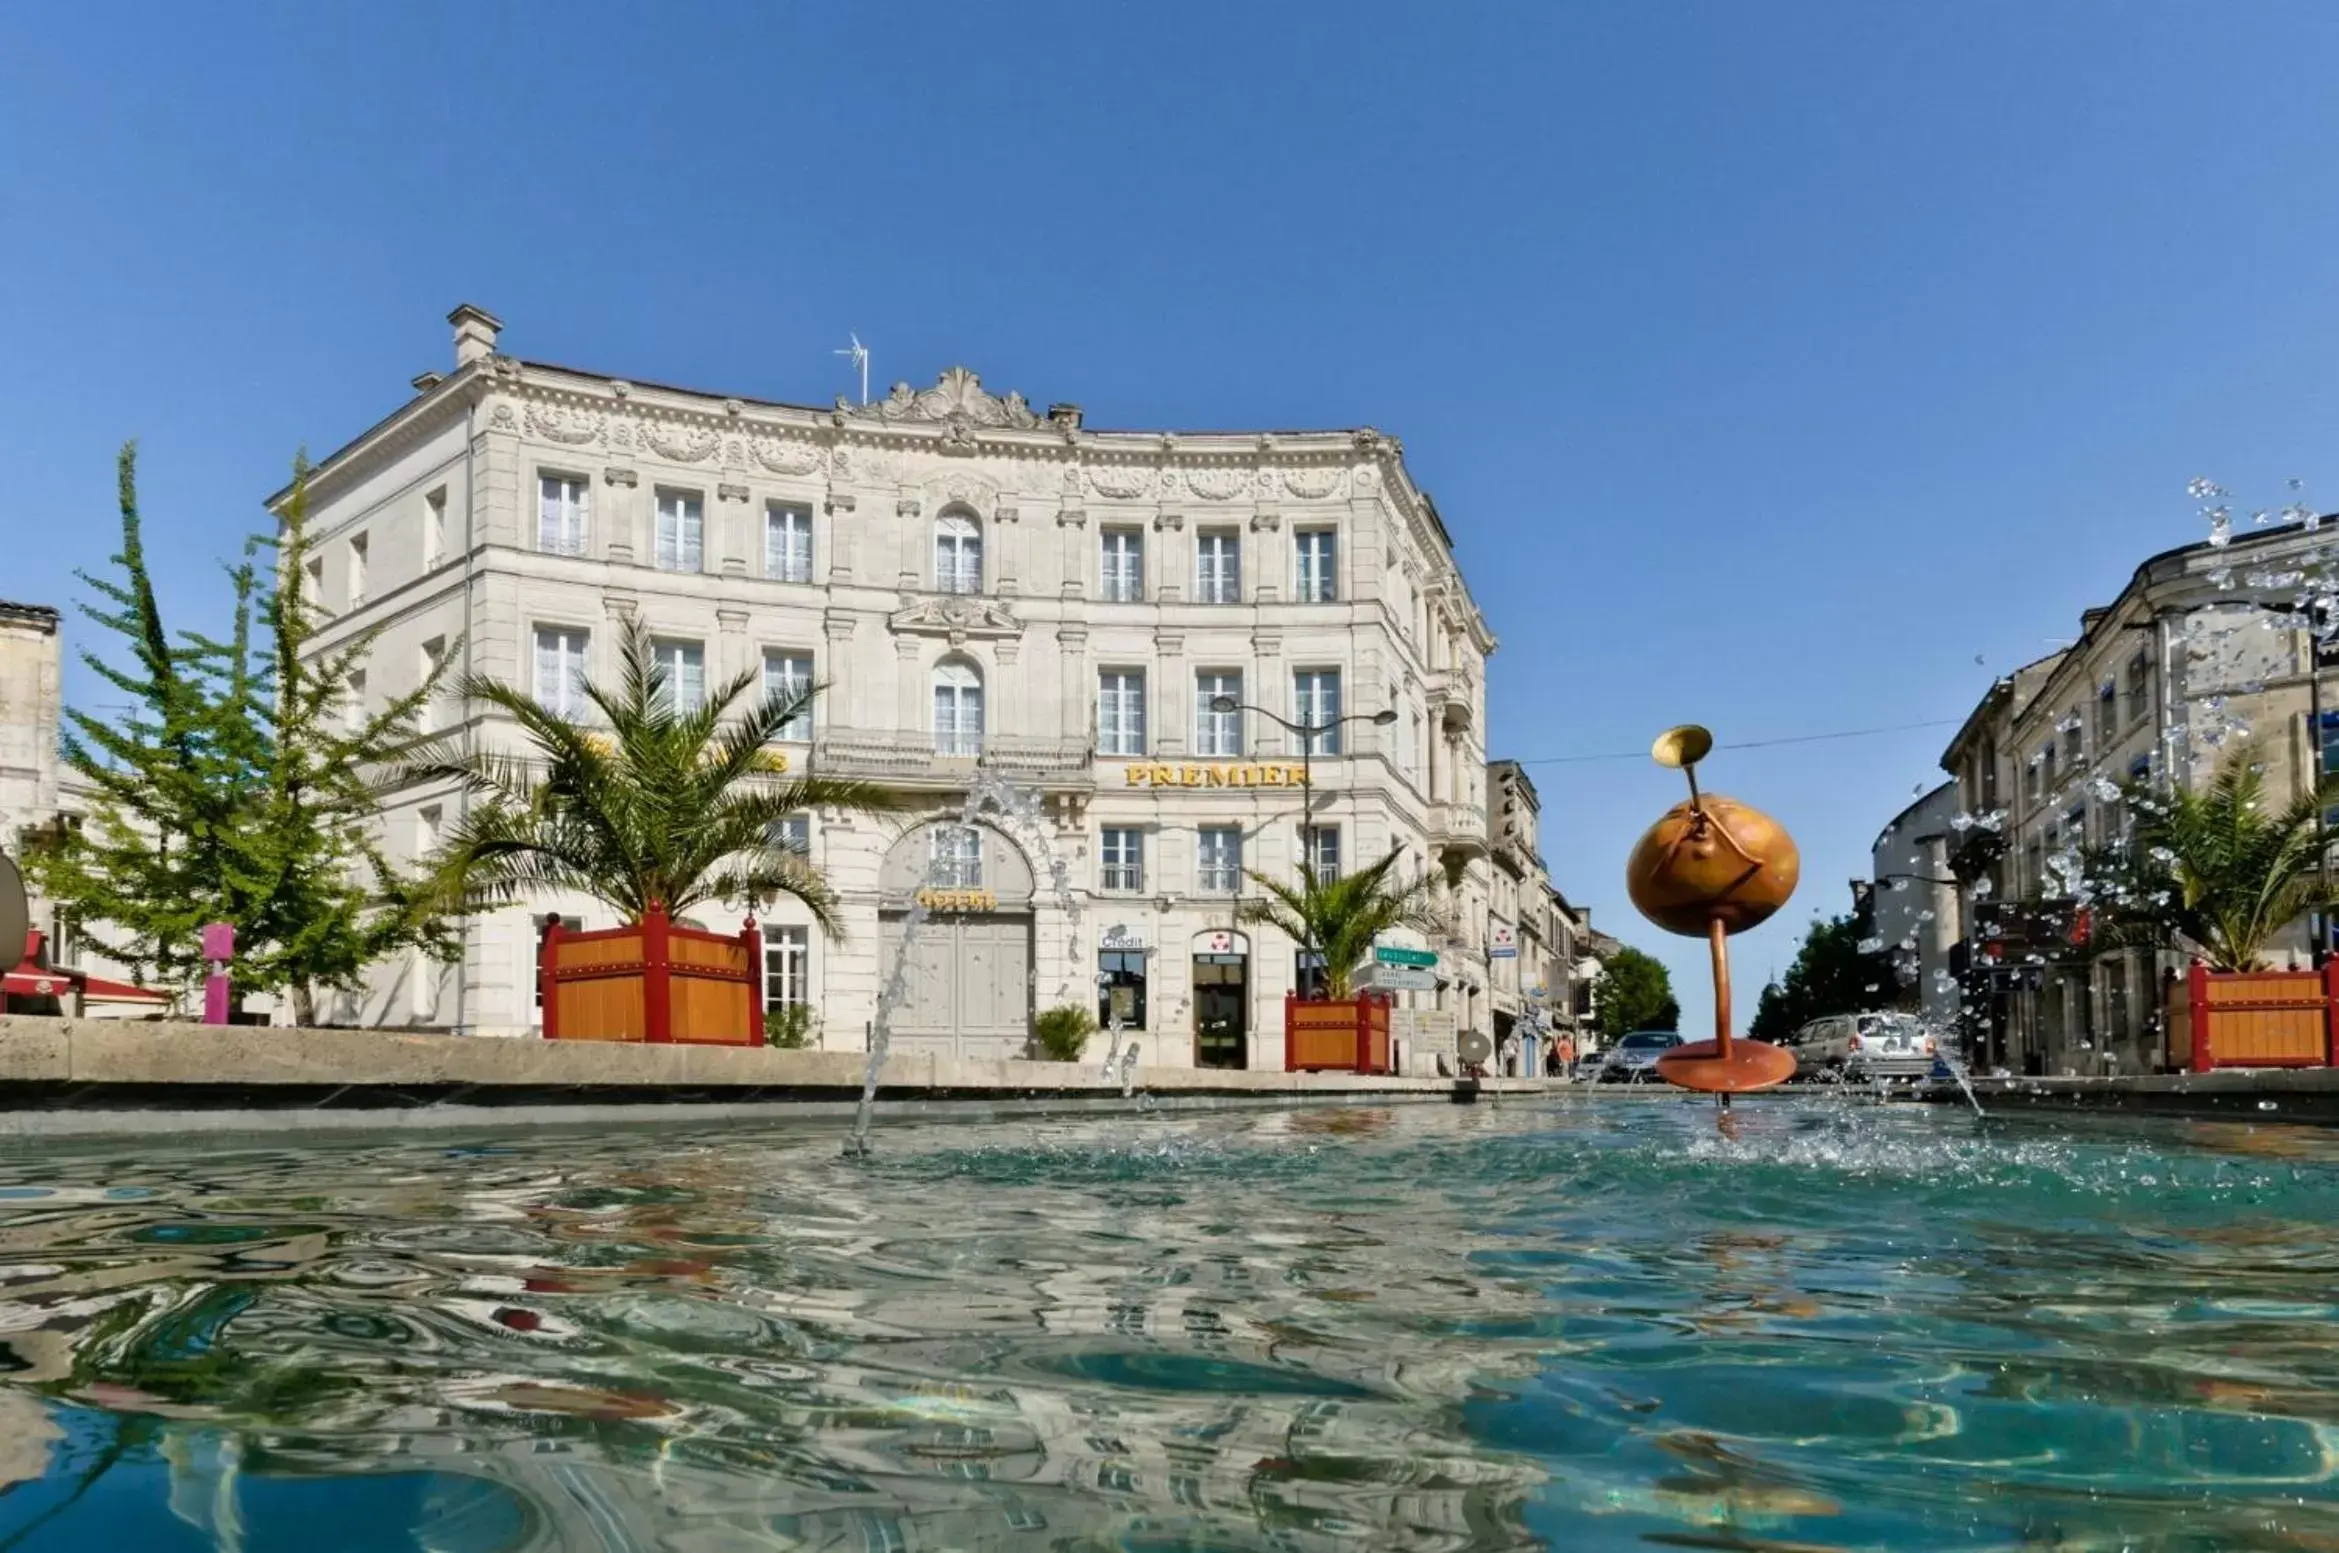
[848,768,1085,1158]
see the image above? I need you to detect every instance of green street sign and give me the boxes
[1374,946,1437,968]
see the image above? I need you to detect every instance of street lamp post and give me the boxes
[1209,694,1396,994]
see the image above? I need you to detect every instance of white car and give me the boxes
[1788,1012,1936,1081]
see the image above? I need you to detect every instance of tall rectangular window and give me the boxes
[305,555,327,612]
[1098,670,1147,756]
[1196,530,1241,604]
[656,490,704,572]
[347,533,369,607]
[2096,681,2117,744]
[1100,529,1144,602]
[2124,652,2149,724]
[933,663,984,756]
[1304,825,1341,885]
[1198,827,1243,893]
[2062,709,2083,767]
[1195,671,1243,756]
[763,924,810,1011]
[1295,530,1337,602]
[1101,827,1144,892]
[424,488,448,569]
[931,825,982,887]
[769,812,811,856]
[652,640,705,713]
[766,504,813,582]
[534,627,589,717]
[343,669,366,733]
[1294,669,1343,754]
[936,515,982,594]
[2321,711,2339,776]
[416,804,442,861]
[539,475,589,556]
[419,636,447,732]
[763,651,814,742]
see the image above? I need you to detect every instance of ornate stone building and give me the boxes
[286,307,1498,1064]
[1938,518,2337,1075]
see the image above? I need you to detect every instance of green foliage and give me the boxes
[1593,945,1679,1039]
[2087,749,2339,972]
[411,617,896,927]
[22,444,458,1018]
[1238,847,1436,999]
[1745,912,1901,1043]
[763,1003,816,1049]
[1033,1003,1096,1062]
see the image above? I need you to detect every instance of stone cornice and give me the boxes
[279,355,1495,654]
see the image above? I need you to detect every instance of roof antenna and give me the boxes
[834,333,869,406]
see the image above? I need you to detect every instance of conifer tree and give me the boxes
[24,444,458,1021]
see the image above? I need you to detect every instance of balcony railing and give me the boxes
[1430,801,1489,860]
[813,727,1094,785]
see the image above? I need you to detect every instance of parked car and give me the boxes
[1788,1011,1936,1080]
[1598,1030,1685,1083]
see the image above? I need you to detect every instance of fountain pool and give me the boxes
[0,1098,2334,1550]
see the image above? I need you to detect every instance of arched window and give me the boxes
[935,512,982,595]
[933,658,984,756]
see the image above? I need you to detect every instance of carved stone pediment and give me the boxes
[889,594,1024,646]
[839,366,1044,432]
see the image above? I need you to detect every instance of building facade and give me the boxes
[288,306,1499,1065]
[1938,519,2336,1075]
[1867,781,1963,1029]
[0,602,61,870]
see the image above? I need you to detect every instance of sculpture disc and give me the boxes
[1654,1038,1796,1094]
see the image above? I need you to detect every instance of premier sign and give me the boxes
[1123,763,1309,789]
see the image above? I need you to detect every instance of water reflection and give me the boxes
[0,1103,2331,1548]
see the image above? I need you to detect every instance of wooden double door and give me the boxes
[877,913,1033,1060]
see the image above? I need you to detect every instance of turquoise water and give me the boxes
[0,1098,2334,1550]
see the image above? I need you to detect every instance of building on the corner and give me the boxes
[1866,781,1963,1029]
[283,306,1500,1066]
[0,602,61,872]
[1936,518,2339,1075]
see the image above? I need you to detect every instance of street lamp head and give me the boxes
[1371,709,1398,726]
[1209,695,1240,714]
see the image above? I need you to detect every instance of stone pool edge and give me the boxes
[1920,1067,2339,1124]
[0,1015,1566,1136]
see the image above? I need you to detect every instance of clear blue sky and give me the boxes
[6,3,2338,1031]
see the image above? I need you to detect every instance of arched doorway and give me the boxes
[877,820,1036,1060]
[1192,928,1250,1069]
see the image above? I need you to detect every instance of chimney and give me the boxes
[1047,402,1084,432]
[448,303,503,368]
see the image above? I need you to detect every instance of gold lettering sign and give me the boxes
[1123,762,1308,789]
[916,888,997,913]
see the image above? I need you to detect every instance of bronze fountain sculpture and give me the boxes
[1624,725,1801,1097]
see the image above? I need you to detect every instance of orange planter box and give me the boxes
[1284,992,1392,1074]
[540,906,761,1046]
[2175,960,2339,1073]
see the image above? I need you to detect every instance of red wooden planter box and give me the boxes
[2169,960,2339,1073]
[1284,992,1392,1074]
[539,905,761,1045]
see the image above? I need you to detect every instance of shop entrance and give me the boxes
[1192,930,1251,1069]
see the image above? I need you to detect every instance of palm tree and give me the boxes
[1240,847,1438,1000]
[412,618,894,928]
[2093,749,2339,972]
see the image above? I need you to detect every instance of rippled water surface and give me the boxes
[0,1098,2337,1550]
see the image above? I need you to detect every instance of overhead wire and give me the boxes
[1513,716,1965,766]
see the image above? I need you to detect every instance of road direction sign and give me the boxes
[1374,946,1437,968]
[1366,965,1437,991]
